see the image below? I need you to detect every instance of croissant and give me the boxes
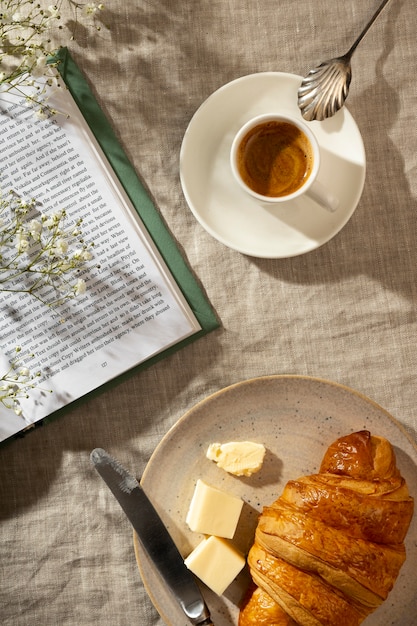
[239,430,414,626]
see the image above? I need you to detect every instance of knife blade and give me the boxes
[90,448,214,626]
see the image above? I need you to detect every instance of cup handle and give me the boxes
[305,180,339,213]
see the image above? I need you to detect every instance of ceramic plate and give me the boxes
[134,375,417,625]
[180,73,366,258]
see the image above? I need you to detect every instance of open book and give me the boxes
[0,49,218,443]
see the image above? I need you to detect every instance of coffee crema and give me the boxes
[236,120,314,198]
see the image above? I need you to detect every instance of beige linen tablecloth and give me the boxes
[1,1,416,624]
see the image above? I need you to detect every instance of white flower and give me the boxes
[16,232,29,253]
[84,2,104,16]
[74,278,86,296]
[47,5,60,20]
[29,219,43,240]
[44,211,63,228]
[73,249,93,262]
[12,12,22,23]
[53,238,69,255]
[35,108,47,120]
[0,383,14,392]
[31,56,48,78]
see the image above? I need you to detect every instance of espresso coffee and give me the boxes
[236,120,314,198]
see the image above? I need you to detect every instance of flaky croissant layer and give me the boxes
[239,430,414,626]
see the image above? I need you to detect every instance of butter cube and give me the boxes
[186,479,243,538]
[206,441,266,476]
[184,535,245,595]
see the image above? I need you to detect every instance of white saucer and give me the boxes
[180,73,366,258]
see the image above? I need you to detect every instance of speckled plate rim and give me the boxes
[133,375,417,626]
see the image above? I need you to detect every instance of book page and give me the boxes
[0,79,201,441]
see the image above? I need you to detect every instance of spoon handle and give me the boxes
[346,0,391,58]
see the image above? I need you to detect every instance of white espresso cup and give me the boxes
[230,113,338,212]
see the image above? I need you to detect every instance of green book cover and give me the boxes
[0,48,218,444]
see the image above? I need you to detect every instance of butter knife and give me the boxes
[90,448,214,626]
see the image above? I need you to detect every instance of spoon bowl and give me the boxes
[298,0,391,121]
[298,55,352,122]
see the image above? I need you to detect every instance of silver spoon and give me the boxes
[298,0,391,121]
